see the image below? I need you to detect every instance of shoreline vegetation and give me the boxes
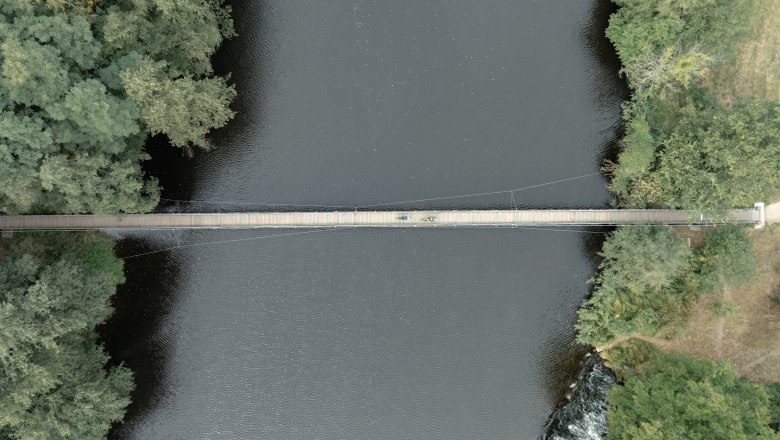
[0,0,235,438]
[577,1,780,438]
[0,0,235,216]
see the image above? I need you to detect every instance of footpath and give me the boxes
[766,201,780,224]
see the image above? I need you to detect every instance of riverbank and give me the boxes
[595,0,780,384]
[0,2,236,439]
[569,0,780,438]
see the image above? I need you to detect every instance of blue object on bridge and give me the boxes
[398,215,408,220]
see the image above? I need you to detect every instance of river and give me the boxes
[101,1,626,438]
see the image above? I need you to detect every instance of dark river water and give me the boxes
[101,1,626,438]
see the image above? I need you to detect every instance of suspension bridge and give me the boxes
[0,173,767,232]
[0,204,766,231]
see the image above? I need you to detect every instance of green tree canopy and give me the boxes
[0,233,132,440]
[47,79,140,152]
[696,225,756,291]
[121,58,235,149]
[606,1,777,212]
[767,383,780,432]
[608,0,752,91]
[0,112,55,212]
[13,13,100,69]
[649,100,780,212]
[0,37,71,109]
[38,149,158,214]
[576,226,692,346]
[99,0,235,76]
[0,0,235,213]
[606,352,778,440]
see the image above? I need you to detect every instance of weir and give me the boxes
[0,204,765,231]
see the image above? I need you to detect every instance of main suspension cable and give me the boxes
[156,172,603,210]
[357,172,602,208]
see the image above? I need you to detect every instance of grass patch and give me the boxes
[666,225,780,382]
[709,0,780,103]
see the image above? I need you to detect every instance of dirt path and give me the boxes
[595,333,672,353]
[765,201,780,224]
[664,224,780,382]
[738,349,780,375]
[714,280,732,358]
[714,316,726,358]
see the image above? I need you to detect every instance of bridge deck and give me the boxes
[0,208,761,230]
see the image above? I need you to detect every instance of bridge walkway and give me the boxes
[0,206,764,230]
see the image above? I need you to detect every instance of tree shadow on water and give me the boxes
[195,0,279,174]
[98,235,185,438]
[534,227,611,437]
[579,0,630,167]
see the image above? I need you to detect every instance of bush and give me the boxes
[770,287,780,309]
[609,104,657,199]
[608,0,753,91]
[607,352,776,440]
[576,226,692,345]
[766,383,780,432]
[696,225,756,291]
[600,339,658,379]
[0,233,132,440]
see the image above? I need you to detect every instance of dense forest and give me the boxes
[0,233,131,439]
[605,0,780,213]
[0,0,235,215]
[576,225,755,346]
[578,0,780,438]
[606,351,777,440]
[0,0,235,438]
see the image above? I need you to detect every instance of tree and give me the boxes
[605,0,756,209]
[47,0,101,14]
[38,149,159,214]
[607,102,657,198]
[121,58,236,150]
[622,45,712,96]
[0,112,55,212]
[576,226,692,345]
[0,234,133,440]
[0,0,235,213]
[696,225,756,291]
[98,0,235,76]
[0,38,71,108]
[650,100,780,213]
[767,383,780,432]
[47,79,140,153]
[5,336,133,440]
[608,0,752,90]
[12,13,100,70]
[606,352,777,440]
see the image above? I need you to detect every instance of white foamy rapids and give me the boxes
[543,356,615,440]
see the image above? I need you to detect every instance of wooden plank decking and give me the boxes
[0,207,762,230]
